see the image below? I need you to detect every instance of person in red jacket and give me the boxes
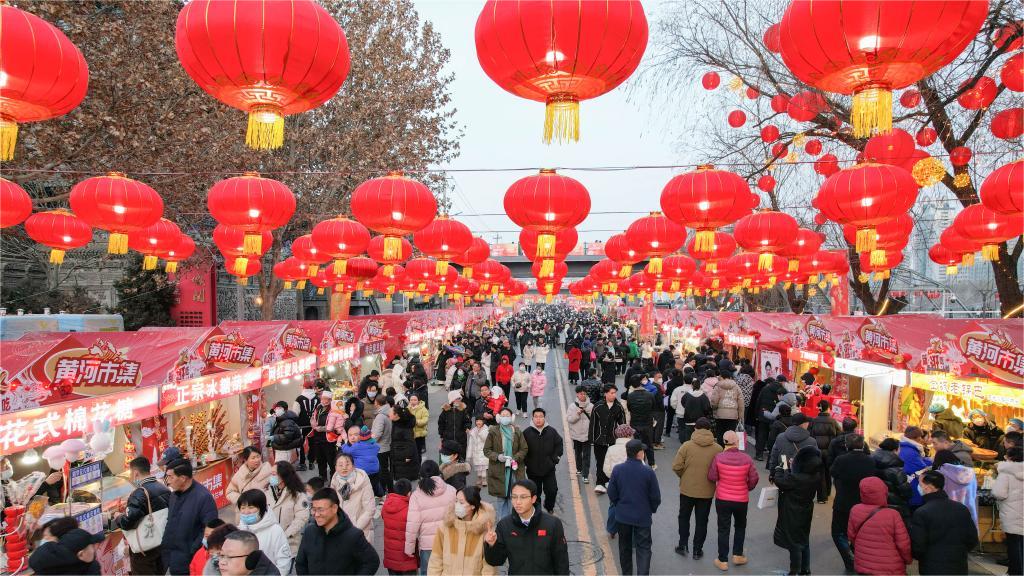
[707,430,760,572]
[848,476,911,576]
[381,479,419,575]
[567,346,583,384]
[494,355,514,399]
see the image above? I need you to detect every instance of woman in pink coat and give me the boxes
[530,366,547,411]
[406,460,457,574]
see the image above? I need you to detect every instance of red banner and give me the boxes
[160,366,262,414]
[194,458,233,509]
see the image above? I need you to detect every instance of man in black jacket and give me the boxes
[268,402,303,460]
[590,384,627,493]
[29,528,104,576]
[114,456,171,576]
[220,530,280,576]
[438,391,471,457]
[523,408,565,514]
[295,488,380,575]
[808,400,841,503]
[829,434,877,574]
[484,480,571,575]
[626,375,657,468]
[910,471,979,575]
[657,345,676,374]
[753,378,785,460]
[161,460,218,576]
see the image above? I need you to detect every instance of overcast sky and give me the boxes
[413,0,695,248]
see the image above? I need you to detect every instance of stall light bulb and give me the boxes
[21,447,40,465]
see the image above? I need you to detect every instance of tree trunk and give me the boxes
[993,242,1024,317]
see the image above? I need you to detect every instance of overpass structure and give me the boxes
[494,255,650,292]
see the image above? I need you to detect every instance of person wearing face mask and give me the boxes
[910,470,979,575]
[439,440,472,491]
[360,383,382,425]
[410,393,430,455]
[965,408,1005,452]
[483,408,528,519]
[292,381,320,471]
[427,486,497,575]
[199,523,236,576]
[268,401,303,464]
[235,489,292,575]
[330,453,377,542]
[511,363,532,418]
[227,447,274,510]
[188,518,225,575]
[113,456,172,576]
[265,461,309,556]
[28,527,105,575]
[309,390,341,479]
[438,391,471,459]
[341,425,382,496]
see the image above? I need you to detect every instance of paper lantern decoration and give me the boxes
[763,23,781,52]
[227,257,262,285]
[127,218,182,270]
[0,4,90,160]
[787,90,826,122]
[940,227,982,267]
[175,0,350,150]
[290,234,331,277]
[661,165,752,252]
[406,257,444,292]
[273,257,308,290]
[686,231,736,273]
[816,163,918,252]
[949,146,972,167]
[702,71,721,90]
[520,227,577,277]
[344,256,379,284]
[727,110,747,128]
[0,177,32,228]
[309,270,334,295]
[980,159,1023,215]
[993,21,1024,52]
[778,0,987,137]
[311,216,371,275]
[603,232,642,278]
[453,237,490,279]
[367,234,413,276]
[414,215,473,276]
[899,89,921,108]
[843,213,913,267]
[70,172,164,254]
[770,142,788,160]
[531,260,568,281]
[213,225,272,276]
[858,249,903,281]
[953,204,1024,260]
[770,94,790,114]
[207,173,295,256]
[625,212,686,273]
[659,254,697,292]
[991,108,1024,140]
[915,127,938,147]
[746,87,760,100]
[474,0,648,143]
[760,125,780,143]
[162,234,196,274]
[1002,53,1023,93]
[504,169,590,260]
[929,243,962,276]
[911,155,946,188]
[804,139,823,156]
[25,209,92,265]
[733,210,799,271]
[350,171,438,260]
[757,174,776,193]
[814,153,840,177]
[957,76,998,110]
[864,128,915,165]
[780,228,824,272]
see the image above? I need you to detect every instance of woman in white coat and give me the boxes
[330,452,377,542]
[265,461,309,555]
[236,489,293,575]
[521,342,535,370]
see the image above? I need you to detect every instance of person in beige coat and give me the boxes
[709,376,745,445]
[227,446,274,507]
[427,486,496,576]
[266,461,310,555]
[671,417,722,559]
[330,452,377,543]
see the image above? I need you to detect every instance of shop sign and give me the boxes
[263,353,316,386]
[194,458,232,508]
[160,366,262,413]
[69,460,103,490]
[331,322,357,344]
[360,340,386,357]
[959,330,1024,386]
[46,339,142,388]
[280,327,313,354]
[910,372,1024,409]
[806,318,833,348]
[0,386,160,452]
[834,357,898,379]
[724,333,756,349]
[202,332,257,370]
[788,347,831,367]
[74,504,103,535]
[361,319,387,342]
[321,343,357,366]
[859,321,900,360]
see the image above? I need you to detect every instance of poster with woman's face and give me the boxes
[759,349,782,381]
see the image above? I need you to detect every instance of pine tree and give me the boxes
[113,256,176,330]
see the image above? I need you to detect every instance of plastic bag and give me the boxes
[757,486,779,509]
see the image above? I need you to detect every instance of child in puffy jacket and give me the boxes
[381,479,419,574]
[341,425,381,485]
[530,366,547,410]
[466,417,490,487]
[325,398,348,443]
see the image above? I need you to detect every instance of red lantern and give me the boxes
[406,258,443,292]
[899,89,921,108]
[733,210,799,271]
[953,204,1024,261]
[842,213,913,267]
[473,259,505,290]
[864,128,915,165]
[915,127,938,147]
[814,154,840,177]
[603,233,642,278]
[760,125,780,143]
[991,108,1024,140]
[291,234,331,277]
[175,0,350,150]
[414,215,473,276]
[804,139,823,156]
[746,87,760,100]
[940,227,983,267]
[993,20,1024,52]
[367,234,413,275]
[980,159,1023,215]
[702,72,721,90]
[309,270,334,296]
[625,212,686,274]
[214,225,272,276]
[949,146,973,167]
[453,237,490,279]
[757,175,776,193]
[928,244,962,276]
[858,250,903,281]
[520,227,577,277]
[727,110,746,128]
[788,90,826,122]
[957,76,998,110]
[474,0,648,144]
[70,172,164,254]
[345,256,379,286]
[771,142,788,160]
[0,4,89,160]
[128,218,182,270]
[25,209,92,265]
[227,257,262,286]
[763,24,781,53]
[208,172,295,256]
[531,260,568,280]
[686,231,736,273]
[659,254,697,292]
[661,165,751,253]
[504,169,590,259]
[780,228,824,272]
[779,0,987,137]
[161,234,196,274]
[816,163,918,252]
[311,216,371,275]
[351,171,438,261]
[770,94,790,114]
[0,178,32,228]
[273,257,308,290]
[1002,53,1023,93]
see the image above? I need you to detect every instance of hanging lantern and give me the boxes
[453,237,490,279]
[24,209,92,265]
[1002,53,1023,93]
[779,0,987,137]
[939,227,982,267]
[991,108,1024,140]
[928,244,962,276]
[175,0,350,150]
[70,172,164,255]
[661,164,752,253]
[367,235,413,276]
[213,225,272,276]
[530,260,568,281]
[787,90,827,122]
[757,174,776,193]
[504,169,590,262]
[804,139,823,156]
[351,171,438,261]
[858,250,903,281]
[273,257,308,290]
[746,87,760,100]
[127,218,181,270]
[162,234,196,274]
[911,155,946,188]
[291,234,331,277]
[980,159,1023,215]
[899,89,922,108]
[770,94,790,113]
[780,228,824,272]
[949,146,973,168]
[414,215,473,276]
[344,256,379,287]
[311,216,371,275]
[625,212,686,274]
[864,128,915,166]
[954,204,1024,261]
[763,23,781,52]
[406,258,443,292]
[760,125,780,143]
[842,213,913,267]
[520,227,578,277]
[814,153,840,177]
[686,231,737,273]
[474,0,648,144]
[0,4,89,160]
[310,270,334,296]
[660,254,697,292]
[208,172,295,256]
[915,127,938,147]
[733,210,799,271]
[816,163,918,252]
[701,72,721,90]
[603,232,643,278]
[227,257,262,286]
[957,76,998,110]
[0,178,32,228]
[727,110,747,128]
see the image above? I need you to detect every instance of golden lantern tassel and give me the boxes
[435,260,448,276]
[284,281,293,290]
[757,252,774,271]
[296,280,306,290]
[383,265,394,277]
[243,233,263,256]
[317,287,325,295]
[417,282,426,292]
[655,281,664,293]
[855,228,876,253]
[742,278,751,288]
[859,273,870,283]
[825,272,835,284]
[307,264,319,277]
[883,270,891,280]
[870,249,888,267]
[961,252,974,267]
[108,232,129,255]
[706,261,717,273]
[537,234,556,257]
[619,264,632,278]
[831,277,840,287]
[383,236,402,260]
[694,230,716,253]
[49,249,66,265]
[784,282,792,290]
[233,257,249,276]
[238,277,249,286]
[545,294,553,303]
[808,287,818,297]
[753,287,761,295]
[648,256,663,274]
[0,117,18,161]
[165,261,178,274]
[543,94,580,145]
[712,290,720,297]
[788,260,799,272]
[946,265,958,276]
[711,278,720,290]
[851,86,893,138]
[246,104,285,150]
[818,279,828,289]
[143,255,159,270]
[439,285,446,297]
[540,259,554,277]
[385,293,392,302]
[670,280,680,292]
[462,266,473,279]
[491,285,499,296]
[609,282,618,293]
[982,244,1000,261]
[333,259,347,274]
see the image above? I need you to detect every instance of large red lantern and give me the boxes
[864,129,915,166]
[504,169,590,257]
[344,256,379,288]
[757,175,776,193]
[659,254,697,292]
[128,218,182,270]
[733,210,799,271]
[273,257,308,290]
[727,110,746,128]
[842,213,913,267]
[957,76,998,110]
[175,0,350,150]
[787,90,827,122]
[214,225,272,275]
[367,235,413,275]
[208,172,295,256]
[928,244,962,276]
[770,94,790,113]
[816,163,918,252]
[70,172,164,255]
[778,0,987,137]
[763,23,782,53]
[686,231,736,273]
[660,165,752,253]
[227,257,262,286]
[814,153,840,177]
[291,234,331,277]
[162,234,196,274]
[351,171,437,260]
[603,233,643,278]
[949,146,973,168]
[520,227,577,277]
[25,209,92,265]
[625,212,686,274]
[991,108,1024,140]
[1002,53,1023,93]
[940,227,983,267]
[311,216,371,275]
[0,4,89,160]
[414,215,473,276]
[980,160,1023,215]
[760,125,780,143]
[406,258,443,292]
[531,260,569,281]
[780,228,824,272]
[453,237,490,279]
[474,0,648,143]
[899,89,922,108]
[953,204,1024,261]
[858,250,903,281]
[0,178,32,228]
[915,127,938,147]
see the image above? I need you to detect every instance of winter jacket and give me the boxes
[467,424,490,468]
[710,378,744,421]
[735,373,754,417]
[391,410,422,482]
[495,360,514,384]
[411,402,430,439]
[673,388,713,424]
[341,440,381,475]
[383,492,419,572]
[771,392,799,420]
[672,428,723,499]
[993,460,1024,536]
[767,415,792,457]
[830,449,878,533]
[937,463,978,524]
[608,458,661,527]
[483,509,570,575]
[772,446,821,549]
[948,440,975,466]
[965,421,1004,452]
[898,437,932,506]
[468,370,489,400]
[808,412,842,454]
[603,437,631,478]
[266,486,310,555]
[162,480,218,575]
[932,406,965,439]
[523,424,564,477]
[427,501,497,576]
[534,344,550,362]
[115,476,171,530]
[441,460,471,491]
[530,371,547,396]
[29,541,101,576]
[330,468,377,542]
[708,448,759,503]
[511,370,531,393]
[227,461,273,505]
[438,404,471,451]
[768,425,818,473]
[270,410,303,450]
[294,507,380,575]
[324,406,348,440]
[372,406,393,452]
[848,477,912,576]
[381,368,407,396]
[872,449,913,509]
[482,424,528,498]
[406,478,458,554]
[247,551,282,576]
[239,510,293,575]
[626,387,655,427]
[910,490,979,575]
[566,348,582,372]
[699,376,719,398]
[566,399,593,442]
[755,380,785,419]
[589,399,627,446]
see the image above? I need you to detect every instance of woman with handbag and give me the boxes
[115,456,172,576]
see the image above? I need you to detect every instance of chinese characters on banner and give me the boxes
[160,367,262,414]
[52,356,141,387]
[193,458,233,508]
[205,338,256,366]
[724,333,756,349]
[262,354,316,387]
[960,331,1024,386]
[360,340,386,357]
[910,372,1024,409]
[320,343,357,366]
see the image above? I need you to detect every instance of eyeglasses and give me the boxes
[220,554,249,560]
[510,494,534,501]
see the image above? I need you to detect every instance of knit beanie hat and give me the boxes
[614,424,635,439]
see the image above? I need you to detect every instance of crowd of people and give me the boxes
[20,304,1024,576]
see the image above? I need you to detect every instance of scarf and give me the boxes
[500,424,514,497]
